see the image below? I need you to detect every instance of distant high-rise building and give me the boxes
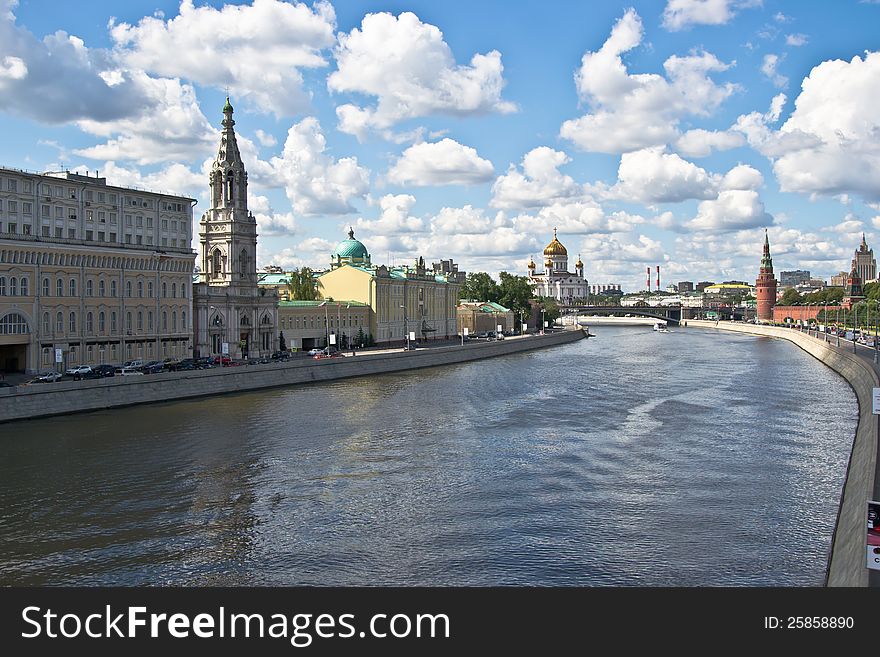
[830,271,849,287]
[779,270,811,287]
[677,281,694,293]
[851,233,876,282]
[756,230,777,322]
[695,281,715,292]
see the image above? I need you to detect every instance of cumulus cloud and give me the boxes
[513,202,646,236]
[687,189,773,231]
[97,161,202,198]
[254,129,277,147]
[249,194,298,236]
[610,147,718,203]
[490,147,583,210]
[662,0,763,31]
[386,138,494,186]
[761,53,788,88]
[355,194,425,233]
[110,0,336,116]
[786,33,808,47]
[0,3,151,123]
[736,53,880,200]
[268,117,370,215]
[720,164,763,191]
[328,11,515,140]
[674,128,745,157]
[560,9,737,154]
[430,205,495,235]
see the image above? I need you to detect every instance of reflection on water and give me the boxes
[0,327,858,585]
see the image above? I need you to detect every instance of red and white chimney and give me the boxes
[646,266,651,291]
[656,265,660,290]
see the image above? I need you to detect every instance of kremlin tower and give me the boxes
[756,230,777,322]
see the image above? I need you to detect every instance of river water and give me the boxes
[0,327,858,586]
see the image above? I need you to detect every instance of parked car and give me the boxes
[0,381,14,388]
[194,357,215,369]
[122,360,144,370]
[162,358,180,371]
[142,360,165,374]
[115,367,144,376]
[271,351,290,361]
[213,355,232,366]
[65,365,92,377]
[175,358,197,371]
[32,371,62,383]
[91,364,116,377]
[307,348,324,356]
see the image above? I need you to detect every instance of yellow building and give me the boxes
[316,230,462,345]
[457,302,515,334]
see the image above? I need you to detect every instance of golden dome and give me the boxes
[575,255,583,268]
[527,257,536,270]
[543,228,568,256]
[544,258,552,268]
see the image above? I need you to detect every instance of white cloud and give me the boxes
[611,147,717,203]
[355,194,425,233]
[513,202,646,236]
[269,117,370,215]
[97,161,202,198]
[328,11,515,140]
[430,205,495,235]
[674,128,745,157]
[249,194,298,236]
[560,9,736,154]
[825,215,864,235]
[739,52,880,199]
[110,0,336,116]
[74,73,215,165]
[662,0,763,31]
[386,138,494,186]
[490,147,582,210]
[761,53,788,88]
[254,129,277,147]
[786,33,808,47]
[687,189,773,231]
[720,164,763,191]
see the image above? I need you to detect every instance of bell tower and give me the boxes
[199,97,257,287]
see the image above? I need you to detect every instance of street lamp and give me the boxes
[319,301,330,350]
[540,308,546,335]
[400,304,409,350]
[836,305,840,347]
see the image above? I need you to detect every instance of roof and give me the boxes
[334,228,369,260]
[279,300,368,307]
[459,301,512,313]
[258,273,289,285]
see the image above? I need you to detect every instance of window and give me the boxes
[111,280,117,297]
[0,277,5,295]
[42,312,50,334]
[7,179,17,192]
[111,312,117,331]
[20,277,27,296]
[56,278,63,297]
[125,234,131,244]
[161,219,168,230]
[98,232,105,242]
[55,206,63,219]
[98,211,105,223]
[162,312,167,330]
[99,280,105,297]
[137,311,143,331]
[172,311,177,331]
[171,282,176,298]
[136,216,143,227]
[110,213,117,224]
[148,311,153,331]
[42,278,50,297]
[69,279,76,297]
[0,313,28,335]
[86,210,93,222]
[181,311,186,330]
[55,311,63,333]
[147,217,153,228]
[68,228,75,239]
[162,282,167,297]
[109,232,116,242]
[69,312,76,333]
[148,282,153,298]
[86,312,93,333]
[86,279,93,296]
[86,230,93,241]
[41,205,50,218]
[212,250,222,276]
[99,312,105,333]
[9,277,16,296]
[6,223,16,234]
[137,281,143,297]
[125,214,132,226]
[22,202,31,215]
[126,281,132,297]
[8,200,17,213]
[55,227,63,238]
[126,312,132,331]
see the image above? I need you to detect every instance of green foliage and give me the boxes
[497,272,533,315]
[779,287,802,306]
[803,287,845,304]
[286,267,319,300]
[460,272,500,303]
[538,297,561,323]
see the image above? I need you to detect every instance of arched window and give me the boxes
[172,311,177,331]
[126,281,132,297]
[87,312,93,333]
[138,281,143,297]
[69,279,76,297]
[162,282,167,297]
[0,277,5,296]
[171,282,177,298]
[212,250,222,276]
[111,312,117,332]
[148,281,154,297]
[111,280,117,297]
[56,278,63,297]
[69,312,76,333]
[42,278,50,297]
[0,313,28,335]
[137,311,143,330]
[239,249,247,275]
[99,312,105,333]
[20,277,28,296]
[240,315,250,326]
[55,311,63,333]
[8,277,16,296]
[126,312,132,331]
[226,170,234,203]
[162,312,167,330]
[148,311,153,331]
[99,280,105,297]
[181,311,186,330]
[86,279,93,296]
[42,312,49,334]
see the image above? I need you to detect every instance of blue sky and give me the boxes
[2,0,880,289]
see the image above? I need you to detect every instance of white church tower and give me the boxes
[193,98,278,359]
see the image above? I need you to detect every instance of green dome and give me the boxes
[223,96,234,113]
[334,228,369,260]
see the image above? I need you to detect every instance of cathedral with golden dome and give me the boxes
[527,229,588,303]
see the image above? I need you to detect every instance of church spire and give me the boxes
[210,96,247,211]
[761,229,773,270]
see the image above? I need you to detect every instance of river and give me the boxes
[0,326,858,585]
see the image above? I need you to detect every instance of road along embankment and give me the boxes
[0,329,585,425]
[686,320,877,587]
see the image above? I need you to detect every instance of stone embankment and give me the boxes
[0,329,585,424]
[687,320,877,587]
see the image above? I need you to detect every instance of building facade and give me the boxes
[527,229,589,303]
[779,270,811,287]
[317,230,462,345]
[278,300,371,351]
[0,167,195,374]
[756,230,777,322]
[677,281,695,293]
[192,98,278,360]
[457,301,515,335]
[851,234,876,283]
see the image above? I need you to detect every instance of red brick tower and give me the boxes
[756,230,777,321]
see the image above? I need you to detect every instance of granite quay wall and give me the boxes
[0,329,585,425]
[686,320,878,587]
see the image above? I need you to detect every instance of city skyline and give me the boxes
[1,0,879,288]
